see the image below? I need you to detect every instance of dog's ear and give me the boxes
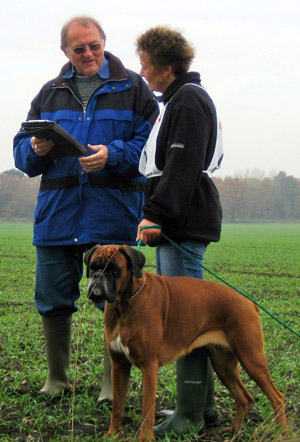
[84,245,100,277]
[119,245,146,278]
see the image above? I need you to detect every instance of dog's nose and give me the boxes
[87,278,103,300]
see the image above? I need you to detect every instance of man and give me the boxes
[13,16,158,397]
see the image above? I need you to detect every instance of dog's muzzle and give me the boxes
[87,269,116,303]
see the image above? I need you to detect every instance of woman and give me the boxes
[136,26,223,436]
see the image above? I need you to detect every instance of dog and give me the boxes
[85,244,287,442]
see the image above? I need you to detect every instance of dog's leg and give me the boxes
[237,349,287,431]
[98,343,113,404]
[209,347,254,433]
[139,362,159,442]
[225,312,288,432]
[106,356,132,437]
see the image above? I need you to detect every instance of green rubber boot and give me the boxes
[40,314,72,395]
[154,348,214,436]
[97,343,113,404]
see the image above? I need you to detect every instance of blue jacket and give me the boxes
[14,52,158,246]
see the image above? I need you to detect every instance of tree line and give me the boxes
[1,169,299,222]
[213,171,300,221]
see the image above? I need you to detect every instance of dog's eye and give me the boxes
[107,263,120,275]
[89,262,101,272]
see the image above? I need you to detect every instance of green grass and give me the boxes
[0,223,299,441]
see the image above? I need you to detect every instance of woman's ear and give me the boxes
[163,65,173,77]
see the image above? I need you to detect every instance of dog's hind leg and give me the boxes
[106,356,132,437]
[236,348,287,431]
[209,346,254,433]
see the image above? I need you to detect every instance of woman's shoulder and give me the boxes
[172,82,215,113]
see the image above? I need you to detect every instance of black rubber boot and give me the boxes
[40,314,72,395]
[154,347,210,436]
[204,358,218,426]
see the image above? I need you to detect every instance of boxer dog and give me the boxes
[85,244,287,442]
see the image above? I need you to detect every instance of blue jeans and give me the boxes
[156,240,207,278]
[35,245,104,316]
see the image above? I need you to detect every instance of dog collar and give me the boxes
[114,276,147,305]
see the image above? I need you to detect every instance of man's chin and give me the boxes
[80,64,99,76]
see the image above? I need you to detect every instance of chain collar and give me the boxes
[114,276,146,306]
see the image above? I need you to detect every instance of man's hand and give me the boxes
[137,219,161,244]
[31,137,54,156]
[79,144,108,172]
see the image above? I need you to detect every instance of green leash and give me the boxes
[137,225,300,339]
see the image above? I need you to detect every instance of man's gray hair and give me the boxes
[61,16,106,48]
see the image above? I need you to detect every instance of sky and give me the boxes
[1,0,299,178]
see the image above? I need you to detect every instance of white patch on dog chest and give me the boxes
[110,335,131,361]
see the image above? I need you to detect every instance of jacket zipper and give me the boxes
[53,75,129,119]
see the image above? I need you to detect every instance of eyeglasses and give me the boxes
[68,43,102,55]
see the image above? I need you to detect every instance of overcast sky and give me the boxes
[1,0,299,178]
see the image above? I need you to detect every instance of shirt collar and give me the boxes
[63,56,110,79]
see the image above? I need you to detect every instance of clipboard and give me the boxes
[19,120,87,160]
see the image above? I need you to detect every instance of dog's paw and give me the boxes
[98,397,113,408]
[138,438,154,442]
[139,430,155,441]
[104,431,120,440]
[220,426,234,434]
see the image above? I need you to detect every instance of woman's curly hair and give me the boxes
[136,26,195,76]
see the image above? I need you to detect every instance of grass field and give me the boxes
[0,223,299,441]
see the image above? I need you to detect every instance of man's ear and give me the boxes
[119,245,146,279]
[61,45,69,58]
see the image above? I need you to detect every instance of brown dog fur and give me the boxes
[85,245,287,442]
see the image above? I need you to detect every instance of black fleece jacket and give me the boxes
[143,71,222,245]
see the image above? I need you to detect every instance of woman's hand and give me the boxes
[137,219,161,244]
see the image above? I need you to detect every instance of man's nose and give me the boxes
[83,46,93,56]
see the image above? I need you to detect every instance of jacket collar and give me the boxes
[159,71,201,104]
[63,57,110,79]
